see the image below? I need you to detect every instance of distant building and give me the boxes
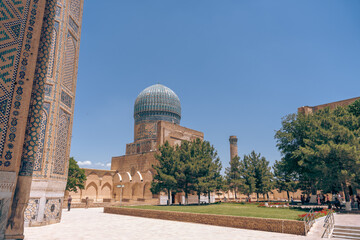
[70,84,210,205]
[298,97,360,114]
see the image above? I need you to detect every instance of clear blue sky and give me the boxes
[70,0,360,171]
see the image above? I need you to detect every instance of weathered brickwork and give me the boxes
[104,207,306,236]
[298,97,360,114]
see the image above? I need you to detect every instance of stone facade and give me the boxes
[24,0,84,227]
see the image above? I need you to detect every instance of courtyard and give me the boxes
[124,202,310,220]
[23,207,335,240]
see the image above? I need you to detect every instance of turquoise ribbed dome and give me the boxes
[134,84,181,124]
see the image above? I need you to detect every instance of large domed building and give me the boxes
[69,84,205,205]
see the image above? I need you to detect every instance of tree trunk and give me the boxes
[167,189,170,206]
[208,191,211,204]
[198,192,201,205]
[256,192,259,202]
[287,191,290,201]
[266,192,269,200]
[234,189,237,200]
[185,186,188,205]
[342,183,350,202]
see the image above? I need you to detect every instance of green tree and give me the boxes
[66,157,87,192]
[239,153,256,198]
[225,156,243,199]
[151,141,178,205]
[273,159,298,201]
[275,104,360,202]
[176,141,196,205]
[246,151,272,201]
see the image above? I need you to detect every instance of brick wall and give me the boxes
[103,207,306,235]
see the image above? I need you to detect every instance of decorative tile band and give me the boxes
[60,90,72,108]
[19,0,57,176]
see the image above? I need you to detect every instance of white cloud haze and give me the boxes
[77,160,92,166]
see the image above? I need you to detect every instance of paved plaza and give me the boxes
[24,207,355,240]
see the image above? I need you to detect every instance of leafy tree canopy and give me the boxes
[66,157,87,192]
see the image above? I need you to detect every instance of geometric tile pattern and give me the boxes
[62,32,76,92]
[24,198,39,222]
[52,108,70,175]
[19,0,57,176]
[0,0,30,159]
[46,22,59,79]
[134,84,181,124]
[60,90,72,108]
[44,198,61,220]
[68,16,78,33]
[55,6,61,18]
[70,0,80,21]
[33,103,50,172]
[44,84,53,97]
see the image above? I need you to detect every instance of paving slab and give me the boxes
[24,208,324,240]
[334,213,360,227]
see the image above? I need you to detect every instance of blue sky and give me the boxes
[71,0,360,171]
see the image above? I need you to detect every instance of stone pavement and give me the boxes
[24,208,329,240]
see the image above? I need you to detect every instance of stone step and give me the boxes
[333,229,360,235]
[332,234,360,240]
[335,225,360,231]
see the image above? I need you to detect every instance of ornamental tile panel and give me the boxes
[44,198,61,220]
[52,109,70,175]
[62,32,76,92]
[24,198,39,222]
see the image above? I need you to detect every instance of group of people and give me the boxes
[299,193,360,210]
[67,195,90,211]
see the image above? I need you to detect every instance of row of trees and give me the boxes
[225,151,272,201]
[151,139,222,205]
[275,99,360,202]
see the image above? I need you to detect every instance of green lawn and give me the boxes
[123,203,310,220]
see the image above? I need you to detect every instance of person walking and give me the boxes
[85,197,89,209]
[68,195,72,211]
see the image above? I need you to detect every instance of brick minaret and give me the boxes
[229,136,238,160]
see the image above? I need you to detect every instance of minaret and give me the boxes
[229,136,238,160]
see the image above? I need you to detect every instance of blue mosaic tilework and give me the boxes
[0,0,30,159]
[60,90,72,108]
[44,1,67,177]
[52,108,70,175]
[33,102,50,172]
[68,16,78,33]
[55,6,61,17]
[62,32,76,91]
[46,21,59,79]
[70,0,80,21]
[44,198,61,221]
[19,0,57,176]
[24,198,39,222]
[134,84,181,124]
[44,84,52,97]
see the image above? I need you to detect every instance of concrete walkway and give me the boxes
[334,213,360,227]
[24,208,329,240]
